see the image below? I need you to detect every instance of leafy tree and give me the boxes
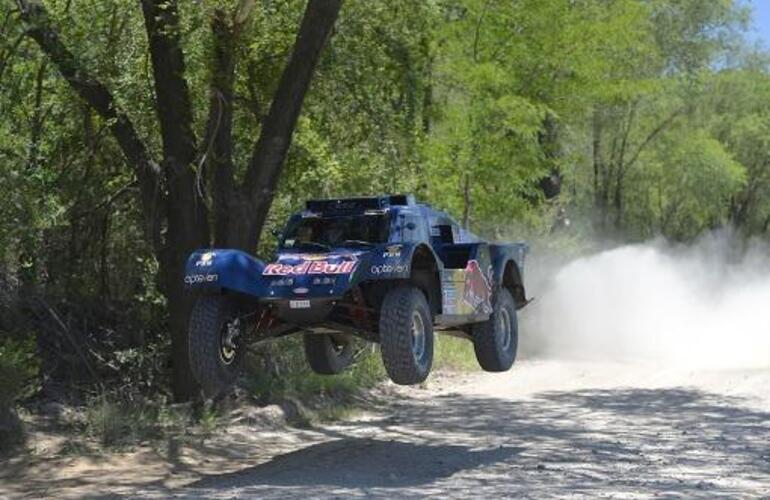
[625,129,746,239]
[1,0,769,405]
[11,0,342,400]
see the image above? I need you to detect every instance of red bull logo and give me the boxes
[263,258,358,276]
[463,260,492,313]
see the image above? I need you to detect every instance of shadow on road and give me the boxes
[190,438,522,490]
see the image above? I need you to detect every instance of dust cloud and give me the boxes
[522,232,770,369]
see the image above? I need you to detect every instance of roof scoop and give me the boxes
[305,195,415,215]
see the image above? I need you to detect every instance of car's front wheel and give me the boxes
[188,295,244,398]
[303,334,354,374]
[379,286,434,385]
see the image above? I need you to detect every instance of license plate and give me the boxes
[289,300,311,309]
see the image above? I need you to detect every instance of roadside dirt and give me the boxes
[2,359,769,499]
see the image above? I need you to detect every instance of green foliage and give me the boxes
[83,392,193,449]
[1,0,770,429]
[84,394,143,448]
[0,338,38,453]
[107,341,170,395]
[0,338,40,408]
[626,130,746,239]
[702,68,770,234]
[434,335,478,372]
[245,337,385,403]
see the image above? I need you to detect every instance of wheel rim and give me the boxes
[220,317,240,365]
[411,311,426,360]
[329,336,348,357]
[499,308,512,351]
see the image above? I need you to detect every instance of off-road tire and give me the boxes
[303,334,354,374]
[188,295,242,398]
[379,286,434,385]
[472,288,518,372]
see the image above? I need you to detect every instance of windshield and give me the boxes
[281,214,390,251]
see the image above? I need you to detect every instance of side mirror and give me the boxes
[405,222,417,231]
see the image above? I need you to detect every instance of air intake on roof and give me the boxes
[305,195,414,214]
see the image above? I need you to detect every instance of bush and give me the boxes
[0,337,39,404]
[83,393,192,449]
[0,337,39,453]
[84,395,130,447]
[245,337,385,404]
[245,334,480,406]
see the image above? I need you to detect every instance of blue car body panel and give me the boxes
[185,249,266,296]
[185,242,422,301]
[184,195,529,320]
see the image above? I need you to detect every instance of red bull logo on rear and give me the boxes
[463,260,492,314]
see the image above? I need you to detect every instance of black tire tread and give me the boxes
[472,288,517,372]
[303,334,353,375]
[379,286,433,385]
[188,295,240,398]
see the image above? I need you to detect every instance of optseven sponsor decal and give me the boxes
[185,273,219,285]
[370,263,408,275]
[263,258,358,276]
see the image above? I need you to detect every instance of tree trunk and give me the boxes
[141,0,210,401]
[592,107,607,230]
[613,170,624,231]
[207,11,237,248]
[241,0,343,250]
[537,112,562,199]
[202,9,255,251]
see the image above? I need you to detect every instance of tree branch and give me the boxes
[624,107,684,174]
[0,33,25,83]
[67,180,138,221]
[472,0,491,63]
[617,100,638,170]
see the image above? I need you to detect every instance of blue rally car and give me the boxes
[184,195,529,396]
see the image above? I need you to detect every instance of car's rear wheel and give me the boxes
[188,295,244,398]
[303,334,354,374]
[472,288,518,371]
[379,286,434,385]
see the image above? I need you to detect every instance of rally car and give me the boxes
[184,195,529,397]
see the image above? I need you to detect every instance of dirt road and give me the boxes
[175,360,770,499]
[6,358,768,499]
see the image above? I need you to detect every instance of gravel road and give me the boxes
[155,359,770,499]
[3,358,769,499]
